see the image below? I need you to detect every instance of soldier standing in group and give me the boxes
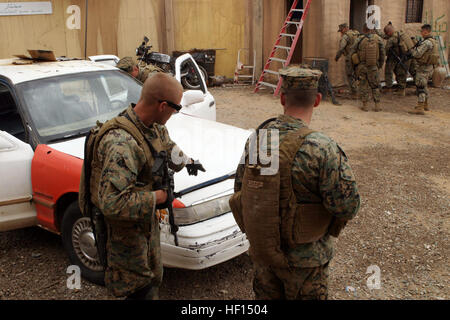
[383,22,415,96]
[80,73,205,300]
[229,65,361,300]
[335,23,360,99]
[350,24,386,112]
[407,24,439,115]
[117,56,165,83]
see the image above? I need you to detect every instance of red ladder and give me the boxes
[254,0,312,96]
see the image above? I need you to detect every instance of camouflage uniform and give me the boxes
[385,31,411,90]
[234,66,361,300]
[137,64,165,83]
[335,24,360,97]
[116,57,136,74]
[96,104,188,298]
[116,56,164,83]
[351,33,386,111]
[411,36,436,113]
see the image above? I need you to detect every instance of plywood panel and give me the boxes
[172,0,247,78]
[0,0,76,58]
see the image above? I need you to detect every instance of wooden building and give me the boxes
[0,0,449,86]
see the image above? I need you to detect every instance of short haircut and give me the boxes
[421,24,432,32]
[284,88,318,108]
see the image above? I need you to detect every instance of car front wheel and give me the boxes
[61,202,105,286]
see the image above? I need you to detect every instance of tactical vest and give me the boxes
[358,35,380,67]
[230,123,334,268]
[79,107,163,216]
[398,30,415,54]
[344,30,360,56]
[417,37,440,66]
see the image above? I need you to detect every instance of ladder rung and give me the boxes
[286,21,300,25]
[238,75,254,78]
[270,57,287,63]
[275,45,291,50]
[263,69,279,75]
[291,9,304,12]
[242,66,254,69]
[281,33,296,37]
[258,82,278,89]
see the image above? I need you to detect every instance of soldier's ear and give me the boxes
[280,92,286,107]
[314,93,322,108]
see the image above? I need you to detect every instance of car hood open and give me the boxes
[48,113,251,194]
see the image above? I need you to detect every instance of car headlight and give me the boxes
[173,194,232,226]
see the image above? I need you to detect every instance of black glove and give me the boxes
[186,159,206,176]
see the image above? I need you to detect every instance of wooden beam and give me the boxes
[252,0,264,79]
[165,0,175,55]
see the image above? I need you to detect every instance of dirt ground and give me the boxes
[0,83,449,300]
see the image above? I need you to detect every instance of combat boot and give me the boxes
[409,102,425,115]
[424,98,431,111]
[360,102,369,112]
[373,102,382,112]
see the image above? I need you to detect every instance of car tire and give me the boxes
[61,202,105,286]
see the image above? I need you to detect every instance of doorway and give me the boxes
[286,0,303,64]
[350,0,375,32]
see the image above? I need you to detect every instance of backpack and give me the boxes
[79,109,156,268]
[416,37,440,66]
[229,122,335,268]
[358,35,380,67]
[345,30,360,55]
[398,30,415,54]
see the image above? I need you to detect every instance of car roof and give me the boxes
[0,59,118,85]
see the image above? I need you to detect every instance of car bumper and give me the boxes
[160,212,249,270]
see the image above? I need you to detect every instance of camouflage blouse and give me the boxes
[235,114,361,268]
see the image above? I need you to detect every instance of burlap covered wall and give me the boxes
[0,0,165,60]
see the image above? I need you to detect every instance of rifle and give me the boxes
[82,128,107,269]
[388,47,410,74]
[152,151,179,246]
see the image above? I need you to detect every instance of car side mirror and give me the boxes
[181,90,204,107]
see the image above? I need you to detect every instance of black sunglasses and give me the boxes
[159,100,182,112]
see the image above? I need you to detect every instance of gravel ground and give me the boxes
[0,83,449,300]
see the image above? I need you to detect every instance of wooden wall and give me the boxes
[0,0,448,81]
[0,0,246,78]
[172,0,247,78]
[0,0,165,60]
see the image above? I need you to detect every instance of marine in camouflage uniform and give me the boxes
[116,56,164,83]
[234,66,360,300]
[384,30,411,95]
[409,24,437,115]
[335,23,360,98]
[96,104,189,299]
[350,26,386,112]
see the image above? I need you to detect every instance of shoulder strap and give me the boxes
[279,127,316,167]
[92,113,155,165]
[257,118,277,131]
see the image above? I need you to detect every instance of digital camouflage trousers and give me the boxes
[415,64,434,103]
[356,64,381,103]
[253,262,329,300]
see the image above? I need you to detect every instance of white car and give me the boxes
[0,57,250,285]
[89,54,217,122]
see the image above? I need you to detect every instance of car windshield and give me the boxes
[18,70,142,143]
